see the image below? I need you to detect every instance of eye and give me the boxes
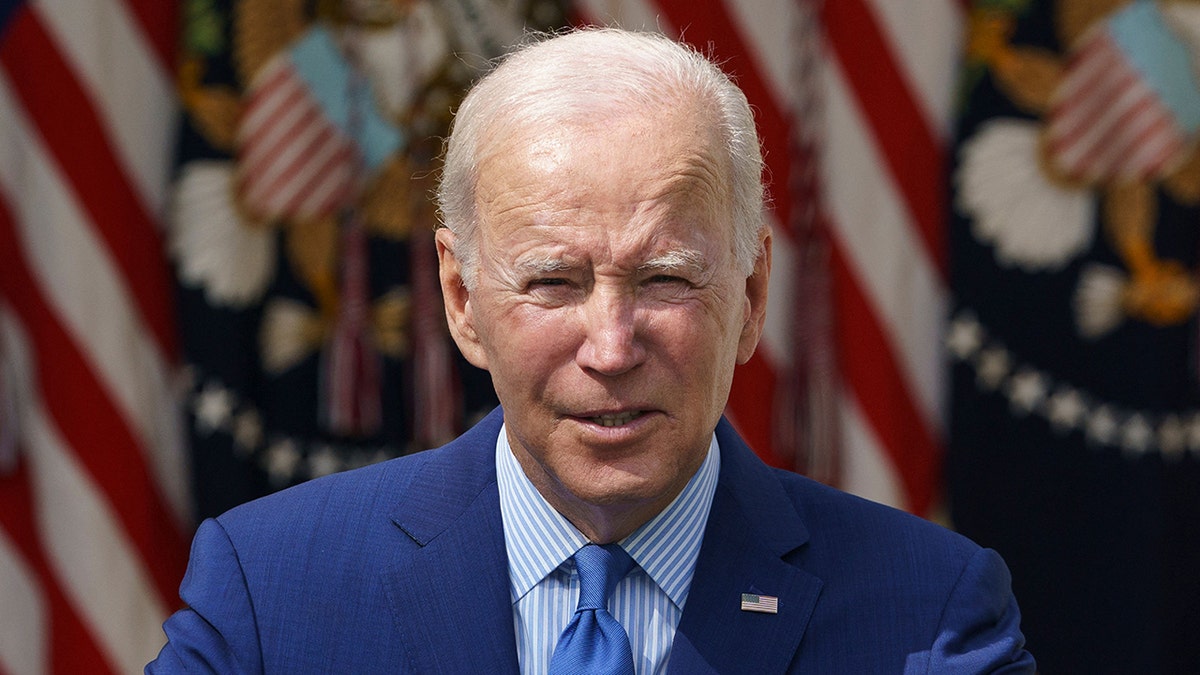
[528,277,571,289]
[524,277,583,305]
[646,274,691,286]
[641,274,696,301]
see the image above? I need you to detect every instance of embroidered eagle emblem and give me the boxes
[957,0,1200,338]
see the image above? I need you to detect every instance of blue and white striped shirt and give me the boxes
[496,425,720,675]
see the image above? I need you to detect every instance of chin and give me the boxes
[566,465,672,507]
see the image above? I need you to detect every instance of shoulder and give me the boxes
[771,470,1025,637]
[769,470,1032,670]
[715,418,977,572]
[782,469,971,551]
[213,407,504,548]
[773,467,980,578]
[715,418,1000,610]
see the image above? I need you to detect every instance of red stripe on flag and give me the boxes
[649,0,796,239]
[237,88,319,189]
[729,350,781,467]
[239,77,306,162]
[1068,29,1110,63]
[122,0,178,73]
[243,57,295,109]
[1061,37,1126,105]
[0,463,117,675]
[0,195,187,607]
[292,141,357,216]
[824,0,948,278]
[830,239,940,515]
[0,8,177,360]
[1048,52,1136,151]
[240,102,329,208]
[1048,85,1140,158]
[1074,98,1167,179]
[641,0,801,473]
[238,77,314,176]
[269,126,353,217]
[1135,128,1183,178]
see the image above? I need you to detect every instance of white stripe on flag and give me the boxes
[761,221,796,371]
[34,0,177,215]
[573,0,952,513]
[0,70,190,523]
[724,0,797,112]
[0,525,47,675]
[864,0,963,139]
[740,592,779,613]
[840,390,906,511]
[1089,98,1170,177]
[573,0,662,31]
[0,308,171,673]
[823,56,947,433]
[238,59,304,149]
[239,85,322,191]
[1055,35,1118,108]
[267,128,354,217]
[1053,74,1145,169]
[292,145,356,217]
[1122,116,1180,179]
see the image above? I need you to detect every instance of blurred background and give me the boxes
[1,0,1198,672]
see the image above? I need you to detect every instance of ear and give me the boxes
[736,227,772,365]
[435,227,489,370]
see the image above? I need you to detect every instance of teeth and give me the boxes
[592,411,640,427]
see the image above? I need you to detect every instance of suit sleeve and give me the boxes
[918,547,1036,674]
[145,518,264,674]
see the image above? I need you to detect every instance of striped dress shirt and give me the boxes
[496,425,720,675]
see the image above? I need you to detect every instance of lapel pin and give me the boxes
[740,593,778,614]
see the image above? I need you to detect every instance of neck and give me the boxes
[533,472,682,545]
[559,500,659,545]
[508,450,687,546]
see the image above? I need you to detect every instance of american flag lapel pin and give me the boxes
[740,593,779,614]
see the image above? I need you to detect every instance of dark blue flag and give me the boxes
[950,1,1200,671]
[169,0,566,519]
[0,1,22,35]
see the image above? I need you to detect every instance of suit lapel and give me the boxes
[668,419,823,674]
[377,411,821,673]
[382,409,520,673]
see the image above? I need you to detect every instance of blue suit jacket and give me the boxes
[149,408,1034,672]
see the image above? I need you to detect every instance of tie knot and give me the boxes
[573,543,634,611]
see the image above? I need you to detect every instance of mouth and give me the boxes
[589,411,646,427]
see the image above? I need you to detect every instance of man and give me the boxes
[149,28,1035,673]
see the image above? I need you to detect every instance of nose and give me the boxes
[575,287,645,376]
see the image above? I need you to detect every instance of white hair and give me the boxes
[437,28,765,288]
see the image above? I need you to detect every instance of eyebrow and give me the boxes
[638,248,707,274]
[515,256,574,275]
[513,248,708,276]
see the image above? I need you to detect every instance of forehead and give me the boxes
[474,105,732,255]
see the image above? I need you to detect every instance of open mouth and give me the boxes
[589,411,645,427]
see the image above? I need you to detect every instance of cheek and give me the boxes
[479,305,579,379]
[654,304,743,400]
[652,295,741,356]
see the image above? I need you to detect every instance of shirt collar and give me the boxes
[496,423,720,609]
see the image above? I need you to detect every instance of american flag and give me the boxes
[1046,17,1190,183]
[0,0,961,670]
[575,0,962,516]
[236,54,361,223]
[0,1,188,673]
[740,592,780,614]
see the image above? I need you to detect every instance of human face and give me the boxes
[437,105,770,540]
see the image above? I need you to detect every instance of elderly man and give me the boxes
[149,28,1035,673]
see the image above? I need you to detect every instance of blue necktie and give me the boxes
[549,543,636,675]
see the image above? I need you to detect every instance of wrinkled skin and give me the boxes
[437,105,771,543]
